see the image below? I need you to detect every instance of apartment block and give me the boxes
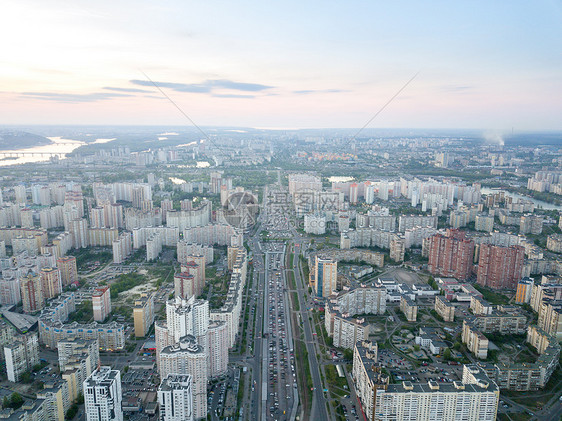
[309,256,337,298]
[92,286,111,322]
[158,374,194,421]
[133,293,155,338]
[325,302,370,350]
[331,286,387,316]
[4,332,39,382]
[515,278,534,304]
[400,296,417,322]
[477,244,525,290]
[83,366,123,421]
[428,229,474,280]
[373,366,499,421]
[434,296,455,322]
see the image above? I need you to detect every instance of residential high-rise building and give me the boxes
[349,182,359,204]
[389,234,405,262]
[400,296,418,322]
[112,231,133,264]
[331,286,387,316]
[58,338,100,375]
[174,272,196,300]
[325,302,370,350]
[104,203,123,228]
[207,320,228,378]
[89,206,105,228]
[364,183,375,204]
[520,214,543,235]
[161,199,173,223]
[475,214,495,232]
[304,213,326,235]
[64,190,85,218]
[434,296,455,322]
[14,185,27,204]
[159,336,207,420]
[0,275,21,305]
[68,218,89,249]
[477,244,525,290]
[57,256,78,287]
[309,256,337,298]
[20,271,44,313]
[165,296,209,345]
[371,365,499,421]
[83,366,123,421]
[133,293,155,338]
[20,208,34,228]
[428,229,475,280]
[181,255,206,297]
[515,278,534,304]
[288,173,322,195]
[40,267,62,299]
[4,332,39,382]
[92,286,111,322]
[158,374,194,421]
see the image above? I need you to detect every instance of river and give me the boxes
[0,137,87,167]
[481,187,562,211]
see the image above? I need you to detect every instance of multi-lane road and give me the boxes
[247,221,299,420]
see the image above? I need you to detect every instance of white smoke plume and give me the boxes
[483,131,505,146]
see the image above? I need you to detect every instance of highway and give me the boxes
[289,228,330,420]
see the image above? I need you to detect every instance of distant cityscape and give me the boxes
[0,127,561,421]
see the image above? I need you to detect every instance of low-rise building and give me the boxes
[470,296,493,315]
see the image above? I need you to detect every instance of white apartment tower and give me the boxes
[83,366,123,421]
[158,374,194,421]
[159,335,207,420]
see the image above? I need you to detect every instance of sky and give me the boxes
[0,0,561,130]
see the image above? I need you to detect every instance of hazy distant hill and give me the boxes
[0,130,51,150]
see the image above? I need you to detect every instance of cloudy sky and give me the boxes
[1,0,561,130]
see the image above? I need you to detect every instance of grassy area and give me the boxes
[292,292,300,312]
[110,273,146,299]
[74,248,112,270]
[324,365,349,398]
[292,317,312,418]
[473,284,509,305]
[236,371,245,414]
[68,300,93,323]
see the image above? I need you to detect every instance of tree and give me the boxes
[453,341,461,351]
[20,371,32,384]
[65,404,78,420]
[2,397,9,409]
[443,348,452,361]
[343,349,353,361]
[9,393,23,410]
